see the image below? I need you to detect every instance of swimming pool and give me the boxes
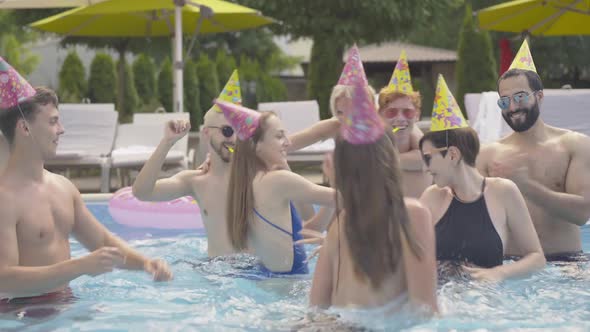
[2,201,590,331]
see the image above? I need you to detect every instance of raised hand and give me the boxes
[164,120,191,144]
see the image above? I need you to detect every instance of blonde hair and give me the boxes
[226,112,276,250]
[329,84,377,117]
[377,86,422,114]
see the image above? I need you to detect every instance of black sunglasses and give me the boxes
[207,125,234,138]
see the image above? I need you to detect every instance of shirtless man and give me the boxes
[133,106,339,257]
[0,87,172,300]
[378,90,431,198]
[477,69,590,259]
[133,108,235,257]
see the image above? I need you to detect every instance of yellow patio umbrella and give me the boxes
[30,0,274,112]
[478,0,590,36]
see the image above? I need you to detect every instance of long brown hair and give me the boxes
[333,131,423,289]
[226,112,275,250]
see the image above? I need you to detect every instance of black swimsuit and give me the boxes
[435,179,504,268]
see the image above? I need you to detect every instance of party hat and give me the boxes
[386,50,413,93]
[430,74,468,132]
[214,99,260,140]
[212,70,242,113]
[508,40,537,73]
[337,44,368,86]
[0,56,36,110]
[340,75,384,144]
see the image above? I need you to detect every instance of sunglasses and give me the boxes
[497,91,539,110]
[421,147,448,167]
[381,108,417,119]
[207,125,234,138]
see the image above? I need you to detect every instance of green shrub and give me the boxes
[157,57,173,113]
[58,51,86,103]
[88,53,116,103]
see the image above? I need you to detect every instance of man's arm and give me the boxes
[398,126,425,171]
[303,207,336,233]
[71,184,172,280]
[519,134,590,226]
[133,120,200,202]
[288,118,340,153]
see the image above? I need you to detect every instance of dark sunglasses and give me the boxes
[421,147,448,167]
[207,125,234,138]
[497,90,539,110]
[381,108,417,119]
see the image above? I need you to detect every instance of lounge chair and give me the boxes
[111,112,194,186]
[45,105,118,193]
[258,100,333,162]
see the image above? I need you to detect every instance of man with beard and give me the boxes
[133,71,336,256]
[133,71,241,257]
[476,41,590,260]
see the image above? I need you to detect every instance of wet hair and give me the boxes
[333,130,423,289]
[419,127,480,167]
[497,69,544,92]
[377,87,422,113]
[226,111,276,250]
[0,87,58,145]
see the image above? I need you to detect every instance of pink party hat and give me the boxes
[214,99,261,140]
[337,44,368,86]
[340,75,384,144]
[0,56,36,110]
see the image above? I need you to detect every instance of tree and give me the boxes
[233,0,455,118]
[455,3,497,116]
[116,59,139,123]
[196,55,220,114]
[88,53,116,103]
[158,58,173,113]
[215,49,237,84]
[0,34,39,77]
[59,51,86,103]
[132,54,157,104]
[184,59,202,130]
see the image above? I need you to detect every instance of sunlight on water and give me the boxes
[1,203,590,331]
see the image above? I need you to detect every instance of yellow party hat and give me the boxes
[387,50,413,93]
[212,70,242,113]
[508,40,537,73]
[430,74,468,132]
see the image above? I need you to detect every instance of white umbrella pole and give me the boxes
[173,4,184,113]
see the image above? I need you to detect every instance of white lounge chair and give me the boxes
[112,112,194,186]
[45,105,119,193]
[258,100,333,162]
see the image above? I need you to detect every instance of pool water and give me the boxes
[2,203,590,331]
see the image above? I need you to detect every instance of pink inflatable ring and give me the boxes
[108,187,204,230]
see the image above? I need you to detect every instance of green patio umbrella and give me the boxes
[30,0,274,112]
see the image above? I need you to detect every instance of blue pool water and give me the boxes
[2,203,590,331]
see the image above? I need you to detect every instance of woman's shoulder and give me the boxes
[484,177,519,196]
[403,198,432,229]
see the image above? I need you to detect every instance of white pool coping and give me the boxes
[82,193,112,202]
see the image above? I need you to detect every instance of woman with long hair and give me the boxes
[214,100,335,274]
[309,73,438,314]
